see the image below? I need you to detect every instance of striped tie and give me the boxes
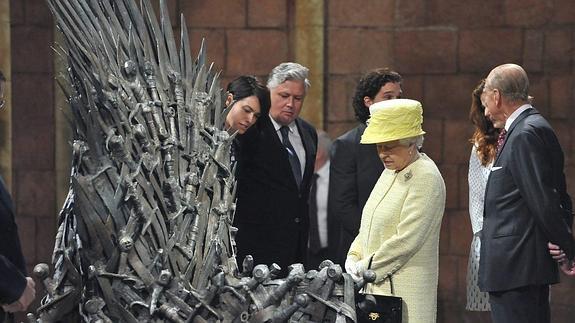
[280,126,302,187]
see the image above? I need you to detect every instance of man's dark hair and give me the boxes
[352,68,402,123]
[0,70,5,82]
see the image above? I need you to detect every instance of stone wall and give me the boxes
[9,0,57,292]
[7,0,575,321]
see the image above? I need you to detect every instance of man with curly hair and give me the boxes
[328,68,402,265]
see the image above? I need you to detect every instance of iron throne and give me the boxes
[30,0,373,322]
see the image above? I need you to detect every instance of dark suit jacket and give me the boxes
[327,123,384,265]
[0,177,27,310]
[234,116,317,274]
[479,108,574,292]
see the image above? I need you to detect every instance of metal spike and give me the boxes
[180,15,194,109]
[142,0,171,90]
[41,1,362,321]
[100,0,130,50]
[123,0,154,58]
[209,71,223,127]
[160,0,181,74]
[195,38,207,81]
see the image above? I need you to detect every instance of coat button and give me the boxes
[294,217,300,223]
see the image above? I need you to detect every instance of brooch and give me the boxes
[404,170,413,181]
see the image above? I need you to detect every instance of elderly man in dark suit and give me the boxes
[327,68,402,265]
[0,71,36,321]
[234,62,317,274]
[479,63,575,323]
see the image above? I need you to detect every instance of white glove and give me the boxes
[355,260,365,275]
[345,258,361,281]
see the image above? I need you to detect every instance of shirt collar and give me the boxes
[316,160,330,178]
[505,104,532,131]
[269,114,297,133]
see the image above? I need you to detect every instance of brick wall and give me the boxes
[9,0,56,282]
[324,1,575,322]
[179,0,291,87]
[9,0,56,318]
[9,0,575,321]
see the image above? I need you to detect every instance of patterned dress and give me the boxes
[466,145,491,311]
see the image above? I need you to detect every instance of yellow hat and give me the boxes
[360,99,426,144]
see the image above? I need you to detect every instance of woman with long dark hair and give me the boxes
[466,79,501,312]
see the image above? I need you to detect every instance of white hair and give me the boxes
[399,135,424,150]
[267,62,311,92]
[485,63,530,103]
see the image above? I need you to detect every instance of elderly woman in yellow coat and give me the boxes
[345,99,446,323]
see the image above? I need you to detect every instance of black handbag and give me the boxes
[357,257,402,323]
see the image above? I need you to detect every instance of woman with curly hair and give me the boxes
[466,79,501,312]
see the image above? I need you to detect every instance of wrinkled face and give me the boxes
[364,82,402,107]
[269,80,306,126]
[376,140,414,171]
[225,95,261,134]
[481,88,505,129]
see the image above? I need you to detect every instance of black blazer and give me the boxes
[234,116,317,274]
[327,124,384,265]
[479,108,574,292]
[0,177,27,306]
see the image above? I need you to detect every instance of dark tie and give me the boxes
[308,173,321,254]
[496,129,507,154]
[280,126,302,187]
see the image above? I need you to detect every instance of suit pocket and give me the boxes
[492,230,518,239]
[488,168,506,183]
[486,165,513,196]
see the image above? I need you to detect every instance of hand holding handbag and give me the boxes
[356,257,402,323]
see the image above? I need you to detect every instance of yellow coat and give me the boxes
[348,153,445,323]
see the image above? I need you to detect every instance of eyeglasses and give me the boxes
[377,142,408,153]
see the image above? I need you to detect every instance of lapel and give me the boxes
[260,115,283,151]
[261,116,301,189]
[296,118,315,188]
[0,176,14,216]
[356,123,367,142]
[494,108,538,164]
[486,109,537,209]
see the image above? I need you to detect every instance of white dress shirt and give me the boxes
[315,161,330,248]
[269,115,306,175]
[505,104,533,131]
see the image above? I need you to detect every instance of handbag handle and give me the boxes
[367,255,395,295]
